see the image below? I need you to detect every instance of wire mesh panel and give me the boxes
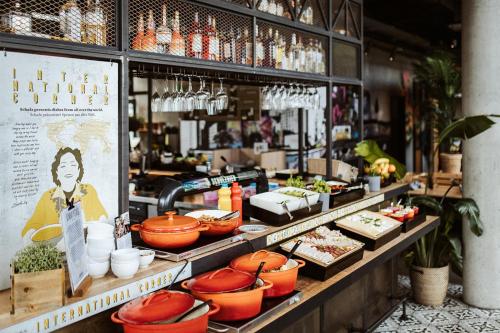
[0,0,116,47]
[222,0,252,8]
[332,40,360,78]
[256,0,293,20]
[129,0,254,67]
[256,0,327,30]
[255,20,327,75]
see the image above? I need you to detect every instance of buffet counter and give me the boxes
[0,183,415,333]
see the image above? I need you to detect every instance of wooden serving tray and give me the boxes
[249,202,323,227]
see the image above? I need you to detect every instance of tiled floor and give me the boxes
[375,276,500,333]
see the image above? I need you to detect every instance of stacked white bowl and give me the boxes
[111,248,140,279]
[86,223,115,278]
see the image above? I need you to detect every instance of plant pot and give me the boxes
[367,176,381,192]
[440,153,462,174]
[410,265,449,306]
[10,266,65,314]
[318,193,330,212]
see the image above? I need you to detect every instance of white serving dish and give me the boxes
[88,260,110,279]
[111,260,139,279]
[87,253,110,263]
[87,223,115,238]
[139,250,155,268]
[238,224,269,234]
[185,209,230,220]
[274,187,320,207]
[111,248,140,262]
[335,210,401,239]
[250,191,303,215]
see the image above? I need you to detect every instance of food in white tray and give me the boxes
[281,226,362,265]
[336,210,400,238]
[250,187,319,215]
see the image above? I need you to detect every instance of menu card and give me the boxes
[115,212,132,249]
[60,202,89,294]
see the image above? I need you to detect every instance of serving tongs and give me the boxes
[280,201,293,220]
[286,240,303,262]
[218,210,240,221]
[302,193,311,212]
[251,261,266,290]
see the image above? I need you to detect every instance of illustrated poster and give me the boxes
[0,52,119,290]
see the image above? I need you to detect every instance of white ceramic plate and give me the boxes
[238,224,269,234]
[185,210,231,220]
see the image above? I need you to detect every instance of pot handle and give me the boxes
[260,279,274,290]
[249,250,270,261]
[180,281,190,290]
[130,224,141,232]
[207,267,236,280]
[197,225,210,232]
[207,302,220,317]
[111,312,125,324]
[141,290,169,307]
[295,259,306,268]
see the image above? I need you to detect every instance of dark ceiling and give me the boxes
[364,0,461,52]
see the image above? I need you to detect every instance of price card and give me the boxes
[60,202,89,294]
[115,212,132,249]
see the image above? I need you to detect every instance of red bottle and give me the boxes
[231,182,243,227]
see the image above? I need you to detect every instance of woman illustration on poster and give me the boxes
[21,147,108,244]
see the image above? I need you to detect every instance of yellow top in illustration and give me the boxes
[22,147,108,242]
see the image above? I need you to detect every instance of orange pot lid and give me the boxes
[186,267,255,293]
[117,290,194,324]
[141,212,200,232]
[230,250,287,272]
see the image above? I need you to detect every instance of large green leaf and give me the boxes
[439,115,500,145]
[454,198,483,236]
[406,196,443,214]
[448,236,463,273]
[354,140,406,179]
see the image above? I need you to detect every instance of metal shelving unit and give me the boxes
[0,0,364,211]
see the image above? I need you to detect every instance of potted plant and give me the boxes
[11,243,65,314]
[414,52,462,174]
[312,179,331,212]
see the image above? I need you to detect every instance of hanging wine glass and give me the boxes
[184,76,195,112]
[261,85,271,110]
[194,77,210,110]
[151,80,161,112]
[161,76,173,112]
[172,76,183,112]
[207,81,218,115]
[215,78,228,111]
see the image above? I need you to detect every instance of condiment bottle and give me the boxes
[231,182,243,227]
[218,184,232,212]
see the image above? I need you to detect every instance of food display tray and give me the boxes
[249,202,323,227]
[329,188,366,208]
[284,246,364,281]
[135,231,247,262]
[208,291,302,333]
[400,214,427,233]
[333,224,402,251]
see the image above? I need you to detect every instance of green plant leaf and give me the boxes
[354,140,406,179]
[439,115,500,145]
[406,196,443,214]
[454,198,484,236]
[448,236,463,273]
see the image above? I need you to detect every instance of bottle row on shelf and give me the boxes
[1,0,108,46]
[131,3,326,74]
[257,0,315,26]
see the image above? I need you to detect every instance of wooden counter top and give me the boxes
[0,183,409,333]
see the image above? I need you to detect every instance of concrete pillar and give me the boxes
[462,0,500,308]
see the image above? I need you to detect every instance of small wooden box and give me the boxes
[307,158,359,182]
[11,266,65,314]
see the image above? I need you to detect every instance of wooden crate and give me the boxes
[11,266,65,314]
[307,158,358,182]
[433,172,462,186]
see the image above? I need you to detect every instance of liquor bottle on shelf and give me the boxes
[1,2,32,35]
[291,33,301,71]
[187,12,202,58]
[83,0,107,46]
[208,17,220,61]
[317,41,325,74]
[279,36,287,70]
[142,9,157,52]
[255,25,264,66]
[202,15,212,60]
[156,2,172,54]
[287,33,296,71]
[268,0,277,15]
[258,0,269,12]
[236,27,252,65]
[169,10,185,56]
[132,12,145,50]
[59,0,82,42]
[274,30,283,69]
[264,27,276,68]
[222,26,236,63]
[305,39,314,72]
[297,36,306,72]
[276,2,284,16]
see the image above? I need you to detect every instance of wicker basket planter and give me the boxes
[410,265,449,306]
[440,153,462,174]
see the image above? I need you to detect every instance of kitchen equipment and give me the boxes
[251,262,266,289]
[185,210,239,236]
[139,250,155,268]
[230,250,305,298]
[182,278,273,321]
[174,299,212,323]
[184,268,256,293]
[111,290,220,333]
[131,212,209,249]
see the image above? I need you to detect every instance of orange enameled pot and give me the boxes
[259,259,306,298]
[181,279,273,322]
[111,302,220,333]
[131,212,208,249]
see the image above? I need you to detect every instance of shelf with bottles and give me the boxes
[255,20,327,75]
[332,0,361,39]
[256,0,329,30]
[0,0,115,47]
[129,0,253,67]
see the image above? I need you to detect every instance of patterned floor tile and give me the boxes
[413,310,458,325]
[448,308,482,320]
[435,324,473,333]
[459,319,500,333]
